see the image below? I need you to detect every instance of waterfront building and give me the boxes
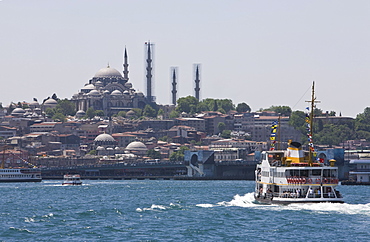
[348,160,370,183]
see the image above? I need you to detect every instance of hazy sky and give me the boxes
[1,0,369,117]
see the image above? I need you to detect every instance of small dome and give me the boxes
[96,146,105,151]
[103,90,110,94]
[123,90,129,95]
[125,82,133,88]
[11,108,26,115]
[126,110,135,116]
[29,101,40,108]
[76,110,86,118]
[94,66,122,78]
[88,90,100,96]
[111,90,122,96]
[136,91,144,97]
[95,81,103,87]
[126,141,148,151]
[94,133,116,142]
[44,99,58,105]
[82,84,95,90]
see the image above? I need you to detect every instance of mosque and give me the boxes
[71,48,149,117]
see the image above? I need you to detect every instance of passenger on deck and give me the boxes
[308,188,313,198]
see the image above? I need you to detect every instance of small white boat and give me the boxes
[62,174,82,185]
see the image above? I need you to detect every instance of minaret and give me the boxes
[123,47,129,81]
[145,42,153,103]
[194,64,200,101]
[171,67,177,105]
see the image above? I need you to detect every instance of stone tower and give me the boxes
[194,64,200,101]
[145,42,153,103]
[171,67,177,105]
[123,47,129,81]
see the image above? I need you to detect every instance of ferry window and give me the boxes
[300,170,308,177]
[312,170,321,176]
[323,169,330,177]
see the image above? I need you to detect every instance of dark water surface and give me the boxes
[0,180,369,241]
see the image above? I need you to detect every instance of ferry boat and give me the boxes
[0,168,42,182]
[62,174,82,185]
[254,82,343,204]
[0,147,42,182]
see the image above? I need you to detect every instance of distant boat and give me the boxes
[0,147,42,182]
[0,168,42,182]
[62,174,82,185]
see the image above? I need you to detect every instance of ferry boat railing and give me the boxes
[286,176,339,185]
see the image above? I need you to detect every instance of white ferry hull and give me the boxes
[254,194,344,205]
[0,169,42,182]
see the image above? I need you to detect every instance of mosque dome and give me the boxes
[126,110,135,117]
[111,90,122,96]
[123,90,130,95]
[29,101,40,108]
[136,91,144,97]
[43,99,58,109]
[44,99,58,105]
[76,110,86,118]
[94,133,116,142]
[94,66,122,78]
[82,84,95,90]
[125,82,133,88]
[96,146,105,151]
[88,90,100,96]
[126,141,148,151]
[103,90,110,94]
[11,108,26,116]
[95,81,103,87]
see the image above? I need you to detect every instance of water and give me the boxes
[0,180,369,241]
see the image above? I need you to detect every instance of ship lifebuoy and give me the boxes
[308,178,312,184]
[324,178,328,184]
[302,178,306,184]
[316,178,320,184]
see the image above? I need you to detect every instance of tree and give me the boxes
[221,130,231,139]
[117,111,126,117]
[236,102,251,113]
[170,146,189,161]
[265,105,292,116]
[45,108,55,118]
[157,109,164,117]
[86,107,96,119]
[217,99,234,112]
[95,110,105,117]
[147,149,161,159]
[143,104,157,117]
[56,99,76,116]
[218,122,226,133]
[52,112,66,122]
[355,107,370,140]
[176,96,199,114]
[132,108,143,118]
[169,110,179,119]
[88,150,97,155]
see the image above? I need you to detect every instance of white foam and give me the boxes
[197,192,370,216]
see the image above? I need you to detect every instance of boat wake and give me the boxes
[197,192,370,216]
[136,203,182,212]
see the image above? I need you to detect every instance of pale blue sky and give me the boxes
[1,0,369,117]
